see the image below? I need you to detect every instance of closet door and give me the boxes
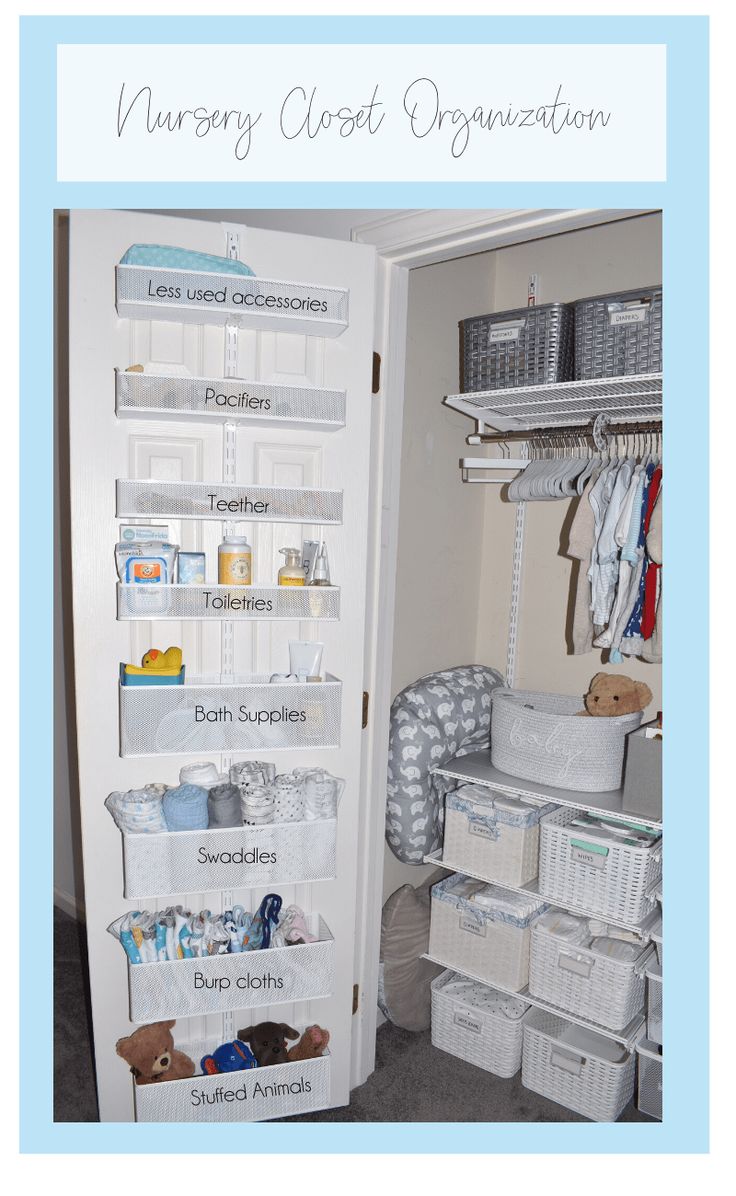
[68,210,376,1121]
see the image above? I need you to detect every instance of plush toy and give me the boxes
[236,1021,300,1067]
[200,1040,257,1076]
[582,673,652,717]
[115,1020,195,1085]
[287,1025,330,1062]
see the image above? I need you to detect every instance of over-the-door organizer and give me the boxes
[111,250,351,1122]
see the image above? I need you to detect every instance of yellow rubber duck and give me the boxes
[124,646,183,677]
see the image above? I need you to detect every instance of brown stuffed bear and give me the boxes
[236,1021,300,1067]
[116,1019,195,1085]
[582,673,652,717]
[287,1025,330,1062]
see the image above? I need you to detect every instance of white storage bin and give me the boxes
[538,805,662,924]
[120,818,337,900]
[127,915,334,1023]
[442,784,556,886]
[529,910,654,1030]
[431,969,529,1078]
[116,477,343,525]
[522,1007,636,1122]
[490,687,643,792]
[636,1038,662,1120]
[134,1045,330,1123]
[428,875,547,992]
[646,962,662,1046]
[117,582,340,622]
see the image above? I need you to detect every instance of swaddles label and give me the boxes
[453,1010,483,1034]
[609,305,649,326]
[459,915,487,938]
[196,846,277,865]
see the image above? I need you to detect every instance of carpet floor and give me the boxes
[54,907,646,1124]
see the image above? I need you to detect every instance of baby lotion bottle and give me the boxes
[218,535,252,585]
[278,547,306,586]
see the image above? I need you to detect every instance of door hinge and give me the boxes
[362,691,369,729]
[372,351,381,394]
[352,983,359,1014]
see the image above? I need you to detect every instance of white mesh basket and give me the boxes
[115,368,346,429]
[120,818,337,900]
[133,1046,330,1123]
[442,788,554,887]
[491,688,643,792]
[646,963,662,1046]
[431,970,528,1078]
[117,583,340,622]
[636,1038,662,1120]
[529,919,654,1030]
[522,1007,636,1122]
[119,674,342,757]
[116,478,343,525]
[538,805,662,924]
[127,915,334,1022]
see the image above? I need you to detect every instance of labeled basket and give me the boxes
[529,913,654,1030]
[460,302,574,392]
[431,969,529,1078]
[575,285,662,379]
[538,805,662,925]
[442,785,556,886]
[428,875,547,992]
[636,1038,662,1120]
[646,962,662,1046]
[522,1007,636,1122]
[490,688,643,792]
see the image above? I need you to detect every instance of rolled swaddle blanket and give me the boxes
[207,782,242,829]
[240,783,275,826]
[179,761,222,789]
[230,760,276,788]
[163,783,209,832]
[273,774,304,823]
[105,788,168,835]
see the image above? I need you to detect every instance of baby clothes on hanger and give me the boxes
[642,488,662,663]
[565,467,602,654]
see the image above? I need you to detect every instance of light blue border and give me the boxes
[22,14,708,1153]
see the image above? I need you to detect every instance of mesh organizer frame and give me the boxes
[115,369,346,430]
[119,674,342,757]
[133,1045,330,1123]
[646,962,662,1046]
[116,478,343,525]
[116,264,349,336]
[120,817,337,900]
[636,1038,662,1120]
[127,914,334,1023]
[117,583,340,622]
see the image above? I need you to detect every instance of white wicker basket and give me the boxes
[522,1007,636,1121]
[442,785,556,886]
[646,962,662,1046]
[491,688,643,792]
[636,1038,662,1120]
[538,805,662,924]
[127,914,334,1023]
[133,1045,330,1123]
[529,916,654,1030]
[431,970,528,1078]
[428,875,547,992]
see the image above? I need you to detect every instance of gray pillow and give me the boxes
[378,870,446,1031]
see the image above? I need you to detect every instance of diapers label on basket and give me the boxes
[609,305,649,326]
[459,914,486,938]
[453,1010,483,1034]
[468,821,495,841]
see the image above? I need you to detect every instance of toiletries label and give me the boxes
[459,915,486,938]
[453,1011,483,1034]
[468,821,495,841]
[609,304,649,326]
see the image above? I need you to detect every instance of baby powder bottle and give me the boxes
[218,535,252,585]
[278,547,306,586]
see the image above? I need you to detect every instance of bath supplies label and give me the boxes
[190,1074,312,1108]
[609,305,649,326]
[468,821,495,841]
[453,1011,483,1034]
[570,843,608,869]
[195,705,307,724]
[459,915,486,938]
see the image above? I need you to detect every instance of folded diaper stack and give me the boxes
[162,784,209,832]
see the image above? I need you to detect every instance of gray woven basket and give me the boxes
[460,302,574,392]
[575,285,662,379]
[490,688,643,792]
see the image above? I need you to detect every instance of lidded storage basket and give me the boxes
[538,805,662,925]
[490,688,643,792]
[428,874,547,992]
[460,302,574,393]
[574,285,662,379]
[442,784,557,886]
[431,969,529,1078]
[522,1007,636,1122]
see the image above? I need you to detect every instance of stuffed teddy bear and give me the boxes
[287,1025,330,1062]
[116,1019,195,1085]
[581,673,652,717]
[236,1021,300,1067]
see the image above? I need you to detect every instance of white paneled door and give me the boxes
[68,210,376,1121]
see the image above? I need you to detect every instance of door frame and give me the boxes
[349,206,657,1086]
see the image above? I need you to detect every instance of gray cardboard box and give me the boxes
[623,720,662,821]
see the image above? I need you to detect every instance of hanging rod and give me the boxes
[471,417,662,445]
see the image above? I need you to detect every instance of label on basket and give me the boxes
[453,1010,483,1034]
[189,1072,313,1108]
[459,914,486,938]
[609,304,649,326]
[468,821,495,841]
[489,321,523,343]
[193,970,285,993]
[570,840,608,869]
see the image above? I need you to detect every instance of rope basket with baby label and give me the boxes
[490,688,644,792]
